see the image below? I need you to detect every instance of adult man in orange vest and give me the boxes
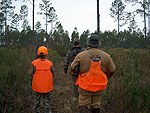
[70,35,116,113]
[29,46,55,113]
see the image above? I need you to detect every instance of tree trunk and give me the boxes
[143,0,147,48]
[97,0,99,37]
[117,4,120,48]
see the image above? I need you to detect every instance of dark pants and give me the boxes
[72,75,79,99]
[33,92,51,113]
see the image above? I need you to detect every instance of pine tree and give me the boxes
[0,0,15,46]
[110,0,126,47]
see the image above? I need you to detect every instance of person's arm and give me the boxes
[64,50,70,74]
[106,71,115,79]
[106,56,116,79]
[28,64,35,77]
[69,65,80,75]
[50,65,55,76]
[70,54,80,74]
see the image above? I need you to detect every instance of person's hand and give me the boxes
[64,68,68,74]
[106,71,115,79]
[64,72,68,74]
[69,68,78,75]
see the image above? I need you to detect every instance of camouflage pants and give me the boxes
[33,92,51,113]
[72,75,79,99]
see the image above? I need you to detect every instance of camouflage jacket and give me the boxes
[64,46,86,73]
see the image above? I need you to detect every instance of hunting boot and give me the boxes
[79,106,88,113]
[92,108,100,113]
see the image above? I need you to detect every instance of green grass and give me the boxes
[0,46,149,112]
[101,47,150,112]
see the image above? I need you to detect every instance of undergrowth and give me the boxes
[0,46,149,112]
[0,45,62,113]
[101,47,150,112]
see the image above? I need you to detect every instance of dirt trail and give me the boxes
[48,58,107,113]
[51,59,80,113]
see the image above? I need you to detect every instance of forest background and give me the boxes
[0,0,150,112]
[0,0,150,49]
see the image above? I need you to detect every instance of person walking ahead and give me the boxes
[29,46,55,113]
[64,38,86,103]
[70,35,116,113]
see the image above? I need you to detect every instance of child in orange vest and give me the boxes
[29,46,55,113]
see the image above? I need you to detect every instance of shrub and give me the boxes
[102,48,150,112]
[0,46,32,112]
[0,46,62,112]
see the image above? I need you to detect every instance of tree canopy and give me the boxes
[0,0,150,49]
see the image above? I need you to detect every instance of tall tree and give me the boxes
[63,30,70,47]
[19,5,28,20]
[51,22,64,45]
[10,5,28,33]
[21,19,30,47]
[71,27,79,43]
[55,22,64,45]
[128,17,138,31]
[137,0,147,48]
[10,13,20,46]
[21,19,29,32]
[47,7,57,34]
[0,12,5,43]
[124,11,138,32]
[100,30,118,47]
[0,0,15,46]
[0,0,15,32]
[80,29,90,46]
[35,21,42,33]
[125,0,149,48]
[25,25,33,46]
[53,30,60,45]
[10,14,19,31]
[110,0,126,46]
[38,0,57,47]
[35,21,42,48]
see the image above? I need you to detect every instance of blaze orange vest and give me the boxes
[76,50,108,92]
[32,59,53,93]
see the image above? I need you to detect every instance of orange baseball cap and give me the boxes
[37,46,48,55]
